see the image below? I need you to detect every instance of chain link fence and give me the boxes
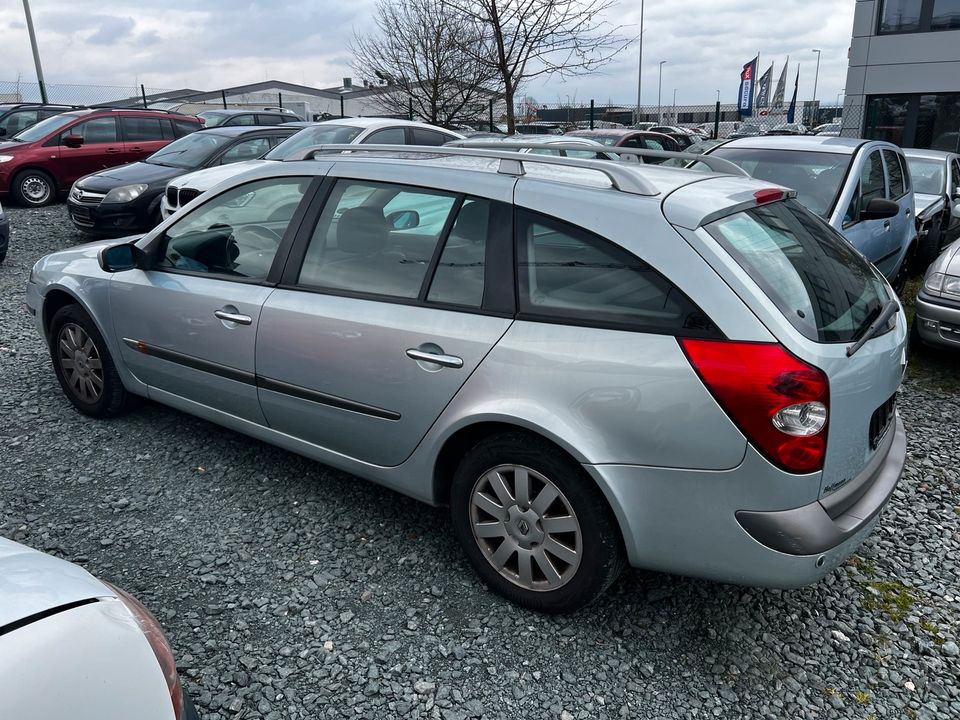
[0,79,177,107]
[507,100,862,138]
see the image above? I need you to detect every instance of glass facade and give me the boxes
[879,0,960,32]
[865,94,960,152]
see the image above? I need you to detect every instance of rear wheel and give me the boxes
[49,304,131,418]
[450,432,625,613]
[12,169,56,207]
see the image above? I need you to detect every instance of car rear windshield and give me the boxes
[708,147,850,218]
[707,199,890,343]
[145,132,233,169]
[263,124,363,160]
[11,113,78,142]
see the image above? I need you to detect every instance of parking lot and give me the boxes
[1,204,958,719]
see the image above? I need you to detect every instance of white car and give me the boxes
[161,118,465,218]
[0,538,197,720]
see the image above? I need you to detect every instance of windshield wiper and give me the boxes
[846,300,898,357]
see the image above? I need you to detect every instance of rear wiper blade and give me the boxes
[846,300,898,357]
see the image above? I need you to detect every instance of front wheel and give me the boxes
[450,433,625,613]
[49,304,132,418]
[12,169,56,207]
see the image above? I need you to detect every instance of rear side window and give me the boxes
[517,210,716,336]
[121,116,166,141]
[67,117,118,144]
[412,128,452,146]
[883,149,905,198]
[708,200,889,343]
[225,114,256,126]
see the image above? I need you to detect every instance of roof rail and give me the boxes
[286,143,660,196]
[1,102,86,110]
[447,140,750,177]
[86,105,190,115]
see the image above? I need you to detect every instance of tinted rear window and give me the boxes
[707,200,889,343]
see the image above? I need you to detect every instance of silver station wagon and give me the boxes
[26,144,908,613]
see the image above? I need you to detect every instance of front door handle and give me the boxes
[215,309,252,325]
[406,348,463,368]
[883,220,891,230]
[105,148,121,154]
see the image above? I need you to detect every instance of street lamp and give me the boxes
[657,61,666,124]
[835,91,844,120]
[811,49,822,106]
[636,0,644,112]
[672,88,677,124]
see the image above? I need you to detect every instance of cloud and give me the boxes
[0,0,855,108]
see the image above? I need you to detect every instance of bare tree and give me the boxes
[454,0,630,133]
[351,0,498,128]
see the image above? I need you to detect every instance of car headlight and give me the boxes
[943,275,960,299]
[924,272,960,298]
[103,184,148,204]
[0,155,14,163]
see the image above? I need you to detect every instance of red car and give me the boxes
[565,129,682,159]
[0,108,201,207]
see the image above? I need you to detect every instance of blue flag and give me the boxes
[738,56,759,117]
[786,67,799,123]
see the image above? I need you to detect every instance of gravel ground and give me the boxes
[1,204,959,720]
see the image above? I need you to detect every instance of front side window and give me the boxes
[68,117,118,144]
[883,150,906,198]
[218,137,271,165]
[709,200,889,344]
[225,114,256,127]
[517,210,715,335]
[933,0,960,29]
[861,151,887,205]
[157,177,309,279]
[121,116,165,141]
[298,180,457,299]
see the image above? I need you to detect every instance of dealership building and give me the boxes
[843,0,960,150]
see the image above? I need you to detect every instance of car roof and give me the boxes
[317,117,461,132]
[567,129,637,138]
[717,135,878,154]
[200,108,290,116]
[197,125,298,138]
[903,148,956,161]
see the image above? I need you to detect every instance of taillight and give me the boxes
[680,339,829,473]
[106,583,184,720]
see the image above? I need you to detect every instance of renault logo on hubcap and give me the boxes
[517,519,530,535]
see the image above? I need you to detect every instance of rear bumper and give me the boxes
[588,416,906,589]
[915,291,960,349]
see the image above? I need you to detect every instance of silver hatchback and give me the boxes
[26,145,908,613]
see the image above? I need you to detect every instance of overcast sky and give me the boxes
[1,0,855,108]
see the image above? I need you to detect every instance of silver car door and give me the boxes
[256,168,515,467]
[110,176,313,423]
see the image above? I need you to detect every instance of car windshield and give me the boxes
[11,113,78,142]
[263,124,363,160]
[708,199,889,343]
[146,132,233,168]
[907,158,945,195]
[708,147,849,218]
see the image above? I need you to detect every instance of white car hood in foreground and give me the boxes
[0,537,111,628]
[167,159,271,192]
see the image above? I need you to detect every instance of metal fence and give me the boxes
[511,101,862,138]
[0,79,175,107]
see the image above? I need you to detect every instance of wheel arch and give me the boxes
[41,286,111,348]
[12,165,59,194]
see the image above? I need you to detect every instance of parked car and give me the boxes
[0,200,7,264]
[564,129,683,160]
[26,144,907,613]
[0,103,80,139]
[647,126,697,149]
[813,122,842,136]
[0,108,201,207]
[0,537,198,719]
[68,125,299,236]
[914,238,960,350]
[197,108,301,127]
[162,118,464,218]
[729,123,763,139]
[903,149,960,268]
[766,123,809,136]
[705,136,916,287]
[634,122,657,131]
[511,123,564,135]
[455,135,620,160]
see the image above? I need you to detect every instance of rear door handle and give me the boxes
[105,148,121,154]
[215,309,252,325]
[406,348,463,368]
[131,146,144,152]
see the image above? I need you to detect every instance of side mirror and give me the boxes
[63,134,84,149]
[97,243,144,273]
[387,209,419,230]
[859,198,900,221]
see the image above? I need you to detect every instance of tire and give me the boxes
[48,304,131,418]
[12,168,56,207]
[450,432,626,613]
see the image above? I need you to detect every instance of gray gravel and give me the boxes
[1,203,959,720]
